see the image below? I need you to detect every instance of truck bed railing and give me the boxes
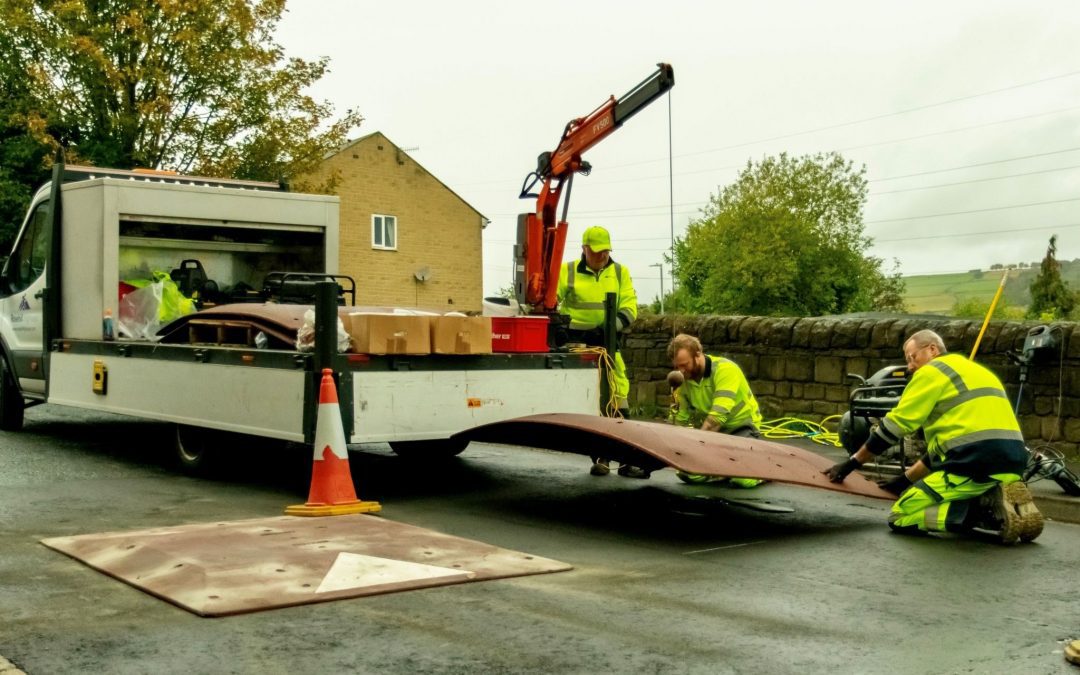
[59,165,286,192]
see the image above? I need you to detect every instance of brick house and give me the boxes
[305,132,487,311]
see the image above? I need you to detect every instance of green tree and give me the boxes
[0,22,55,245]
[0,0,361,245]
[1027,235,1077,320]
[671,151,904,316]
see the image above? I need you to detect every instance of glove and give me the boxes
[616,315,629,332]
[824,457,862,483]
[877,474,913,496]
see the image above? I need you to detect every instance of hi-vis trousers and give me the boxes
[889,470,1022,532]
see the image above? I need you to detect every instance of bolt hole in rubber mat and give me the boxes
[41,515,571,617]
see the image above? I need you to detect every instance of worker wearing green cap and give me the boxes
[557,225,643,478]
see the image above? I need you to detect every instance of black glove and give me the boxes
[878,474,913,496]
[824,457,862,483]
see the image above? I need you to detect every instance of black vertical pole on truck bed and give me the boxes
[602,292,617,415]
[304,281,352,443]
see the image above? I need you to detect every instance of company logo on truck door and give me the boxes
[18,295,30,311]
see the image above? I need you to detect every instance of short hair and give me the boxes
[905,329,947,353]
[667,333,702,361]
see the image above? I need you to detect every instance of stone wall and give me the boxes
[624,315,1080,458]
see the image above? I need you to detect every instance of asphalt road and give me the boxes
[2,405,1079,674]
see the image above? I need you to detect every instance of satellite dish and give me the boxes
[414,266,432,282]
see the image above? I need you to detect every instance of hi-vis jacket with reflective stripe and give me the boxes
[867,352,1027,480]
[556,258,637,332]
[675,355,762,432]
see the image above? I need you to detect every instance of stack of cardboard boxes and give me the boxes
[345,313,493,355]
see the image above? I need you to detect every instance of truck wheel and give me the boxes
[0,357,25,432]
[174,425,219,474]
[389,438,469,459]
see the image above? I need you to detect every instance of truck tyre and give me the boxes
[389,438,469,459]
[0,357,25,432]
[174,425,220,474]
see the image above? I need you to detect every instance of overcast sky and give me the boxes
[277,1,1080,305]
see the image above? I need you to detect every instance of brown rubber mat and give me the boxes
[459,413,895,500]
[41,515,570,617]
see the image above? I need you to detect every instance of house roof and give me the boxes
[328,131,489,226]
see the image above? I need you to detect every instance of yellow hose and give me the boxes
[970,270,1008,359]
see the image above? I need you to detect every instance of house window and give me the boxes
[372,214,397,250]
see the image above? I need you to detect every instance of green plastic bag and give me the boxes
[119,271,196,339]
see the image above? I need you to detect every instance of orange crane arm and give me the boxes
[514,63,674,313]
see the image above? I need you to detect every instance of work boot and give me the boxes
[676,471,729,485]
[728,477,766,489]
[617,464,650,479]
[982,481,1044,544]
[590,459,610,476]
[1065,639,1080,665]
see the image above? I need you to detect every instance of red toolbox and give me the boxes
[491,316,549,352]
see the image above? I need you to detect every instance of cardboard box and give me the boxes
[431,315,492,355]
[347,313,431,354]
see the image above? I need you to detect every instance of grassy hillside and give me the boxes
[902,261,1080,314]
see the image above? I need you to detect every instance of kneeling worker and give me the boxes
[825,329,1043,543]
[668,333,765,488]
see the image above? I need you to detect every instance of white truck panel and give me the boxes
[352,367,599,443]
[47,352,308,441]
[58,179,338,341]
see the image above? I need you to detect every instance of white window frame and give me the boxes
[372,214,397,251]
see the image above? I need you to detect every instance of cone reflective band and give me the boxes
[286,369,381,517]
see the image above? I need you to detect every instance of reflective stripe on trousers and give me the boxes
[888,471,1021,532]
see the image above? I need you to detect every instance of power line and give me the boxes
[871,146,1080,182]
[873,222,1080,243]
[865,196,1080,224]
[870,163,1080,195]
[587,69,1080,171]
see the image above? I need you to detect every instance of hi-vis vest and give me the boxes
[675,355,762,432]
[556,258,637,331]
[868,353,1027,479]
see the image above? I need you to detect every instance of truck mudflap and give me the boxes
[457,413,895,500]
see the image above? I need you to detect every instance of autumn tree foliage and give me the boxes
[0,0,361,243]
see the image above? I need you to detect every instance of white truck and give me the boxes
[0,163,600,469]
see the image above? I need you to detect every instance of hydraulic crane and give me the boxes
[513,63,674,315]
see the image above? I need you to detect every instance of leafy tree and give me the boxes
[671,151,904,316]
[0,23,55,245]
[0,0,361,247]
[1027,235,1077,320]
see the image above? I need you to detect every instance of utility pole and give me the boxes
[650,262,665,314]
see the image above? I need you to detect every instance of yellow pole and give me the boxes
[969,270,1009,360]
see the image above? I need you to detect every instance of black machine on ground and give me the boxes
[836,325,1080,496]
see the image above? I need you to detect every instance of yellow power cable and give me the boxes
[760,415,843,447]
[571,345,622,417]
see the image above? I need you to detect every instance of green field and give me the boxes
[902,261,1080,314]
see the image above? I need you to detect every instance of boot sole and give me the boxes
[996,482,1044,544]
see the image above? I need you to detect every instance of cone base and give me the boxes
[284,500,382,517]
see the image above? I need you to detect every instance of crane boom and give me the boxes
[514,64,674,314]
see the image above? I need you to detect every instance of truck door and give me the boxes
[0,200,49,393]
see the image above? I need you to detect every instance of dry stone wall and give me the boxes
[623,315,1080,459]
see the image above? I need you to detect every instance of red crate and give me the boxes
[491,316,549,352]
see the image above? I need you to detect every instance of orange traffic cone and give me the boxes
[285,368,381,517]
